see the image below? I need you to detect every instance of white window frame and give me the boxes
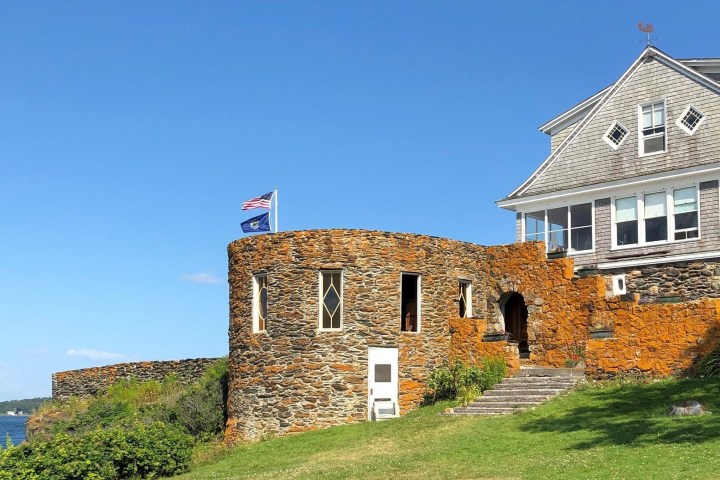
[401,273,421,333]
[676,104,706,136]
[521,202,595,254]
[603,121,629,150]
[319,270,343,331]
[252,273,268,333]
[611,184,700,249]
[638,100,667,157]
[458,280,472,318]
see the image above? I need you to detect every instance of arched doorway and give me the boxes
[502,293,529,356]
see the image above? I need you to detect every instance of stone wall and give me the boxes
[449,317,520,374]
[52,358,220,400]
[603,259,720,302]
[225,230,491,442]
[585,299,720,377]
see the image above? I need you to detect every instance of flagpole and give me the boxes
[274,187,279,233]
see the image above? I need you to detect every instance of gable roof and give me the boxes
[499,46,720,206]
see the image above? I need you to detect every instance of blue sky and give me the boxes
[2,1,719,400]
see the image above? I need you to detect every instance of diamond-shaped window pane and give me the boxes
[324,287,340,317]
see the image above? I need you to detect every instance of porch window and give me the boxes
[458,280,471,318]
[320,270,342,330]
[522,203,593,253]
[524,211,545,243]
[615,197,638,246]
[644,192,667,243]
[640,101,666,155]
[253,274,268,333]
[674,187,699,240]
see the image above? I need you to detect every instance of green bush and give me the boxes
[697,344,720,378]
[425,358,506,405]
[0,422,194,480]
[174,358,228,440]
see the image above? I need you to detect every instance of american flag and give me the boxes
[242,191,274,210]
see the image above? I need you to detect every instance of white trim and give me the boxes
[610,183,700,249]
[539,86,611,134]
[505,47,720,201]
[603,120,629,150]
[498,162,720,210]
[676,104,706,136]
[598,250,720,270]
[318,270,343,331]
[638,100,667,157]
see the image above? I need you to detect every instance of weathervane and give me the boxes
[638,22,654,46]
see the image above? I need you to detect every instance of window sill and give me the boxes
[638,149,667,158]
[318,328,344,332]
[610,236,700,251]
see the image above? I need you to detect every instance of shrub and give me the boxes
[425,358,506,405]
[0,422,194,480]
[697,345,720,378]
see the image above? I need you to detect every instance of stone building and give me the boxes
[498,46,720,303]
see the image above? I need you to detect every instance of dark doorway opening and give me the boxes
[502,293,529,356]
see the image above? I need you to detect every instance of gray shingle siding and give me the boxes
[522,58,720,197]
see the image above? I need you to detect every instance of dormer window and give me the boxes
[604,121,628,149]
[640,101,666,155]
[676,105,705,135]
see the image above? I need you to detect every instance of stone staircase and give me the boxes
[449,366,585,416]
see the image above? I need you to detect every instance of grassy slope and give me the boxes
[180,378,720,480]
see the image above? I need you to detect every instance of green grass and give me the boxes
[178,378,720,479]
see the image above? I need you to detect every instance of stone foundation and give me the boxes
[52,358,220,400]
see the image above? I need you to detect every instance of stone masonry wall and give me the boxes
[585,299,720,377]
[52,358,219,400]
[225,230,490,442]
[449,317,520,374]
[603,259,720,302]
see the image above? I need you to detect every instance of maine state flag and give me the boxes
[241,212,271,233]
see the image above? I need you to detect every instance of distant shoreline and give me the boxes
[0,414,29,417]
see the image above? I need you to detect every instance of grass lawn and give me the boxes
[178,378,720,479]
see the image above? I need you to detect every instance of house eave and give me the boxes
[538,86,611,135]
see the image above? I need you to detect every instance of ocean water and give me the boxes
[0,415,27,447]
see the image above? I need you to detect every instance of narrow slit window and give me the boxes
[320,270,342,330]
[253,274,268,332]
[458,280,471,318]
[401,273,420,332]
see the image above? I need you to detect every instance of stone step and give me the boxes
[447,366,585,417]
[517,367,585,378]
[484,389,562,397]
[467,396,551,405]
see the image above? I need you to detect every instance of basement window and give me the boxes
[401,273,421,332]
[676,105,705,135]
[604,121,629,149]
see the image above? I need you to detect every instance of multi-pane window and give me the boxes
[614,186,699,247]
[640,101,666,155]
[604,121,629,149]
[523,203,593,252]
[615,197,638,246]
[674,187,699,240]
[320,271,342,330]
[253,274,268,332]
[644,192,667,242]
[677,105,705,135]
[458,281,471,318]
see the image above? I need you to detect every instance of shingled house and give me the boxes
[498,46,720,302]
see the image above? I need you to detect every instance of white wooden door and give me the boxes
[368,347,399,420]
